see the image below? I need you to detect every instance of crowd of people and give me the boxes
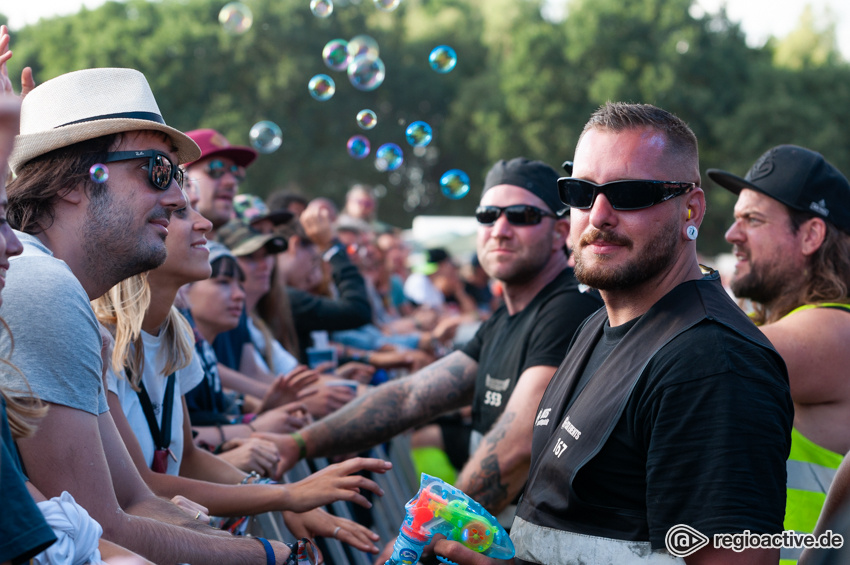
[2,22,850,565]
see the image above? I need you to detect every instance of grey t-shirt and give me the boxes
[0,231,107,415]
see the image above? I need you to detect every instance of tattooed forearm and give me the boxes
[303,351,478,458]
[462,453,509,512]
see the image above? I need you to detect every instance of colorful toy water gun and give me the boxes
[385,473,515,565]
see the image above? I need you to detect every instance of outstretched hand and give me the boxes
[258,365,320,413]
[285,456,392,512]
[284,507,381,554]
[0,25,35,99]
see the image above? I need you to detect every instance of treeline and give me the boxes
[3,0,849,254]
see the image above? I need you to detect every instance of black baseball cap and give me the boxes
[483,157,566,215]
[708,145,850,233]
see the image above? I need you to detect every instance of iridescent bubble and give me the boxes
[249,121,283,154]
[322,39,350,71]
[308,74,336,101]
[310,0,334,18]
[405,121,432,147]
[429,45,457,73]
[347,135,371,159]
[356,109,378,130]
[440,169,470,200]
[347,35,380,61]
[373,0,401,11]
[89,164,109,183]
[375,143,403,172]
[347,56,385,91]
[218,2,253,35]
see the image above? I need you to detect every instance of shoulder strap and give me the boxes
[134,370,177,450]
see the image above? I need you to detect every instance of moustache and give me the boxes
[579,229,632,249]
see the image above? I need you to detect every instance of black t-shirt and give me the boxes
[528,320,792,547]
[463,268,602,435]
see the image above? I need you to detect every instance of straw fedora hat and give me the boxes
[9,67,200,174]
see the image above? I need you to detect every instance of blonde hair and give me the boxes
[92,274,195,388]
[0,318,47,439]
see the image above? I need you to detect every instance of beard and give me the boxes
[574,215,680,291]
[480,233,554,286]
[729,251,787,305]
[83,187,168,287]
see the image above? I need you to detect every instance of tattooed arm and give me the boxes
[455,365,559,514]
[286,351,478,461]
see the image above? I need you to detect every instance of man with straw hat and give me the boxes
[0,67,293,564]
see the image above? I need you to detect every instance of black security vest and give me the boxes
[516,272,785,540]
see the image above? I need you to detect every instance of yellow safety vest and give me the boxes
[780,303,850,564]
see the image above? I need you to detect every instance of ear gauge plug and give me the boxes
[687,225,698,240]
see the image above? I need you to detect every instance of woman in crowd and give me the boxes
[93,190,388,553]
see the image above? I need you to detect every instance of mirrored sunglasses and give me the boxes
[101,150,184,190]
[205,159,246,181]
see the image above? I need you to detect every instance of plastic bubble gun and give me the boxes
[384,473,515,565]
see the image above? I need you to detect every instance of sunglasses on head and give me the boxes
[557,178,696,211]
[101,150,184,190]
[475,205,557,226]
[205,159,246,182]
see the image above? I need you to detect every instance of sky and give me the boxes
[2,0,849,58]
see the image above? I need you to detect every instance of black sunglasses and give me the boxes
[205,159,246,182]
[101,150,184,190]
[557,177,695,211]
[475,205,556,226]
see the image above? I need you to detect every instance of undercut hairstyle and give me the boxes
[8,134,120,234]
[582,102,699,175]
[755,210,850,325]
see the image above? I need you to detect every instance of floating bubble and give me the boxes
[375,143,403,172]
[347,56,385,91]
[249,121,283,154]
[322,39,350,71]
[405,121,433,147]
[373,0,401,11]
[347,35,379,61]
[440,169,470,200]
[310,0,334,18]
[347,135,371,159]
[429,45,457,73]
[218,2,253,35]
[308,74,336,101]
[89,164,109,183]
[356,109,378,130]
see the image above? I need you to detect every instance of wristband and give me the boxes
[241,470,261,485]
[291,431,307,459]
[215,423,226,446]
[255,536,275,565]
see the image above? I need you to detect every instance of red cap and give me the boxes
[184,128,257,167]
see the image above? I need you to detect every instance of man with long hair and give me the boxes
[710,146,850,564]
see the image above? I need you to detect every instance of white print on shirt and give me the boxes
[484,374,511,392]
[561,416,582,440]
[484,390,502,407]
[535,408,551,427]
[553,437,568,457]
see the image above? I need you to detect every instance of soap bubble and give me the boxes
[347,135,371,159]
[440,169,470,199]
[347,56,385,91]
[347,35,380,61]
[89,164,109,183]
[218,2,253,34]
[322,39,350,71]
[405,121,432,147]
[249,121,283,154]
[373,0,401,11]
[308,74,336,101]
[310,0,333,18]
[356,109,378,130]
[375,143,403,172]
[429,45,457,73]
